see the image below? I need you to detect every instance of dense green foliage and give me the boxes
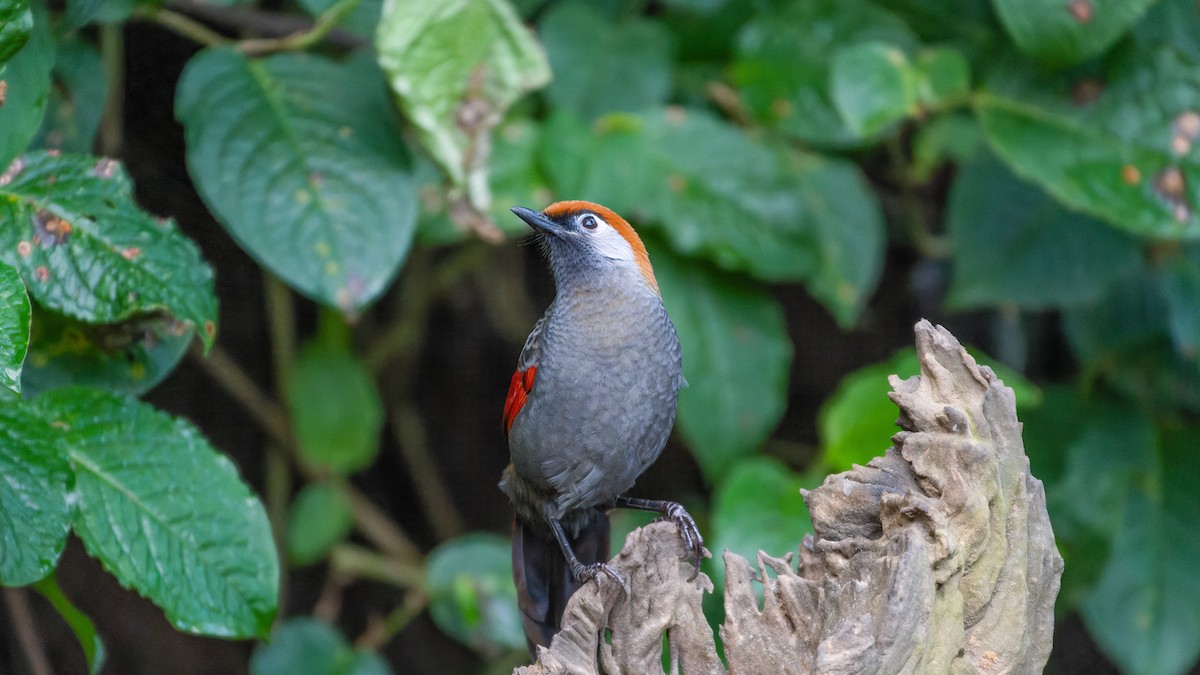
[2,0,1199,672]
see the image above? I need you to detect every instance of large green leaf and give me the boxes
[730,0,917,147]
[0,402,71,586]
[0,151,218,348]
[286,342,383,475]
[285,482,354,566]
[830,43,969,138]
[650,242,792,481]
[176,49,416,314]
[1132,0,1200,59]
[0,0,31,66]
[251,618,391,675]
[540,110,885,323]
[538,1,674,121]
[0,260,30,392]
[426,533,524,653]
[0,0,52,167]
[34,388,279,638]
[1083,429,1200,675]
[31,39,106,154]
[977,48,1200,239]
[32,573,105,674]
[946,155,1142,309]
[375,0,549,208]
[992,0,1155,65]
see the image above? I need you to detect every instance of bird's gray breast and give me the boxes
[507,287,682,519]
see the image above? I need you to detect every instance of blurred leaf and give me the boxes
[0,401,71,586]
[0,0,30,66]
[0,151,218,348]
[913,47,971,107]
[487,116,551,233]
[287,342,383,475]
[286,482,354,565]
[1062,266,1169,362]
[540,109,885,323]
[426,533,524,653]
[650,242,792,481]
[61,0,107,30]
[709,457,816,585]
[1132,0,1200,59]
[251,618,391,675]
[1082,428,1200,675]
[177,48,416,314]
[297,0,381,37]
[819,347,1041,472]
[22,308,192,397]
[992,0,1154,65]
[1155,246,1200,358]
[0,260,30,393]
[911,112,984,181]
[538,2,674,121]
[0,0,52,168]
[662,0,726,12]
[946,155,1142,309]
[32,573,106,674]
[977,49,1200,239]
[31,39,106,153]
[831,43,970,138]
[35,387,279,638]
[376,0,549,208]
[731,0,917,147]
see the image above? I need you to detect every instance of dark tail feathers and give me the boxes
[512,513,610,655]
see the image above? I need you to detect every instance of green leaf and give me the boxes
[709,457,816,585]
[1155,246,1200,358]
[830,42,919,137]
[0,151,219,348]
[286,482,354,565]
[540,109,886,324]
[1132,0,1200,59]
[650,242,792,481]
[911,112,985,182]
[1082,428,1200,675]
[297,0,381,37]
[251,618,392,675]
[731,0,917,147]
[0,401,71,586]
[946,155,1142,309]
[0,0,31,66]
[818,347,1041,472]
[0,0,52,167]
[176,48,416,314]
[32,573,106,674]
[538,2,674,121]
[976,49,1200,239]
[287,342,383,475]
[426,533,524,653]
[35,387,279,638]
[376,0,550,208]
[31,39,106,153]
[992,0,1155,65]
[0,260,30,393]
[22,308,192,397]
[913,47,971,108]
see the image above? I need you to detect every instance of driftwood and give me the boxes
[515,320,1063,675]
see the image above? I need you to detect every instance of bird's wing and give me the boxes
[503,313,548,437]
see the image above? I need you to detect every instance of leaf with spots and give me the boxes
[992,0,1156,66]
[0,400,72,586]
[540,109,885,325]
[0,151,218,349]
[176,48,417,314]
[977,49,1200,239]
[0,260,30,393]
[649,241,792,481]
[32,387,279,638]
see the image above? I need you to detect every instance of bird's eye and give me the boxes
[581,215,598,230]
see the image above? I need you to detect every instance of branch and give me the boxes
[518,320,1063,673]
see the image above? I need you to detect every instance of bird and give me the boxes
[500,200,704,653]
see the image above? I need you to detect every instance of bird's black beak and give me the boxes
[511,206,565,236]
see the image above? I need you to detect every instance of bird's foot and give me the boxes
[571,560,629,596]
[658,501,706,580]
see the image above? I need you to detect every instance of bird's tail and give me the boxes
[512,512,610,655]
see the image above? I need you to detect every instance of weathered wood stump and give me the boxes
[516,320,1063,675]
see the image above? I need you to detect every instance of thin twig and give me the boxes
[343,488,423,563]
[134,6,229,46]
[392,402,466,539]
[98,23,124,157]
[329,543,424,589]
[355,590,428,651]
[4,588,52,675]
[237,0,362,56]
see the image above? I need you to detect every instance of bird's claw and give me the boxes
[658,502,706,581]
[572,560,629,596]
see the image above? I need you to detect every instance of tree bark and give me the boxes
[516,320,1063,675]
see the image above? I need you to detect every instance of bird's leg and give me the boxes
[545,509,627,592]
[612,496,706,579]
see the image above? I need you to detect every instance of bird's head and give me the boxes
[511,200,660,295]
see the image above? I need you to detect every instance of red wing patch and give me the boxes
[503,366,537,437]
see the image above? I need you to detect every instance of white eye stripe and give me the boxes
[583,217,636,262]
